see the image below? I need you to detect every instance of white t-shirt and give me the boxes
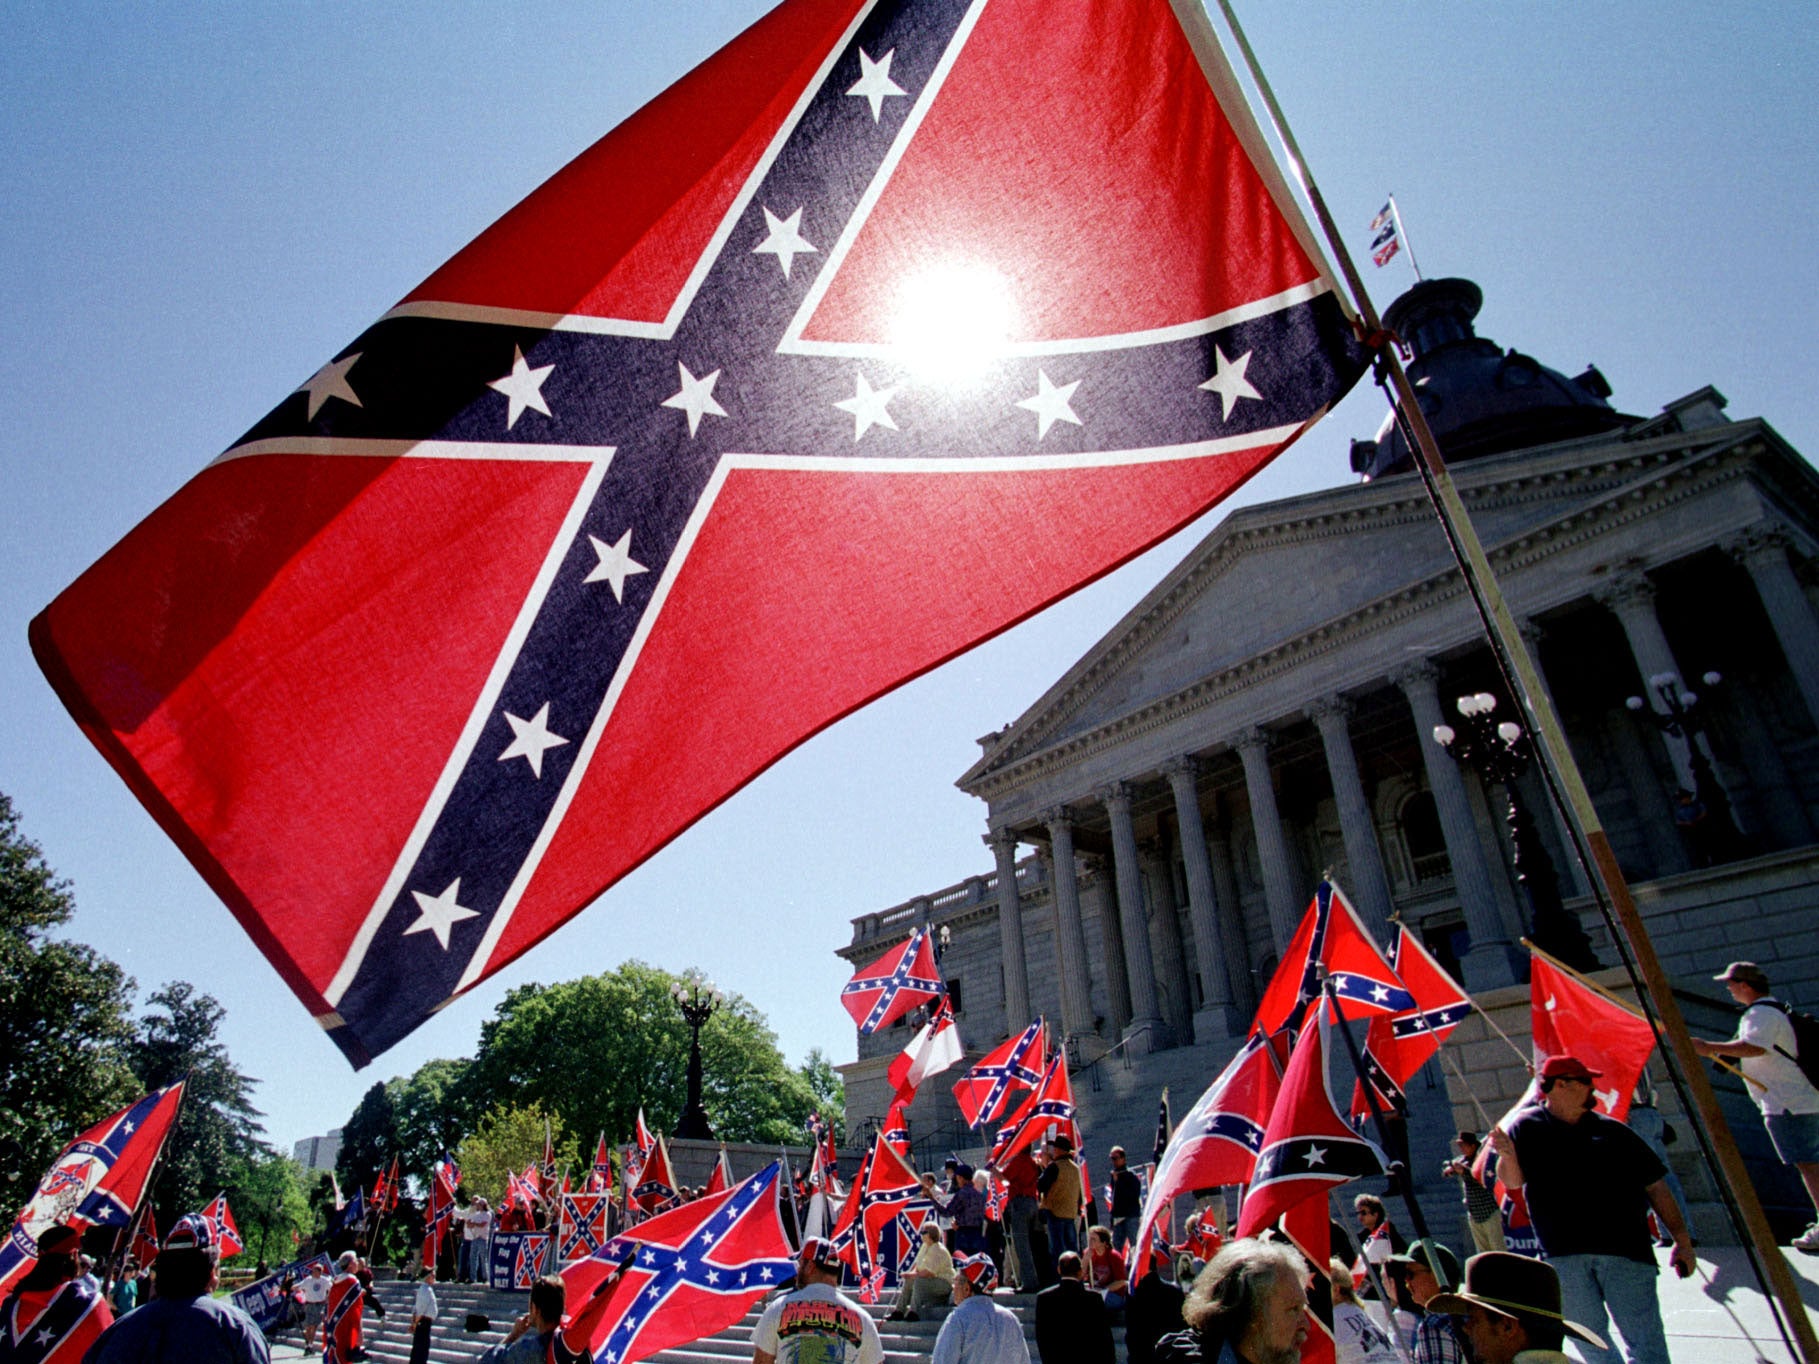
[1333,1302,1403,1364]
[298,1273,331,1304]
[462,1207,496,1240]
[1738,1001,1819,1115]
[414,1283,439,1320]
[752,1283,884,1364]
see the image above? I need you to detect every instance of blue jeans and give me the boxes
[1044,1210,1079,1267]
[1111,1216,1140,1253]
[1551,1254,1668,1364]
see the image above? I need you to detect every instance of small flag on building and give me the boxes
[1369,201,1401,267]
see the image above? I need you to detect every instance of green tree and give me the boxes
[465,962,821,1155]
[798,1049,846,1142]
[0,793,140,1208]
[336,1081,399,1196]
[455,1104,566,1207]
[129,982,266,1221]
[393,1058,475,1179]
[228,1147,310,1264]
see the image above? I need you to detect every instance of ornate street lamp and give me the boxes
[1432,692,1600,971]
[670,973,725,1140]
[1625,671,1741,865]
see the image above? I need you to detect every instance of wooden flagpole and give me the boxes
[1209,5,1817,1357]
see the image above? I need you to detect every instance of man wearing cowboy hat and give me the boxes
[935,1254,1029,1364]
[1488,1055,1691,1364]
[1692,961,1819,1252]
[1426,1252,1606,1364]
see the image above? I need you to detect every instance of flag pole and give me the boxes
[1387,195,1422,282]
[1211,5,1815,1356]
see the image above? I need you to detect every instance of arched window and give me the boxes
[1399,790,1451,883]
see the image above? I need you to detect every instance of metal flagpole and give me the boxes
[1386,195,1422,281]
[1209,5,1817,1356]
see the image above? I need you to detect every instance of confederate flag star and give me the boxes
[1302,1145,1328,1168]
[298,352,362,420]
[834,372,899,440]
[498,702,569,778]
[661,362,728,437]
[489,346,555,429]
[1199,345,1261,419]
[1016,370,1082,439]
[847,48,906,122]
[583,529,649,603]
[405,879,480,950]
[752,206,817,279]
[1371,983,1391,1002]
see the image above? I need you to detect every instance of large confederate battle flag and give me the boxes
[32,0,1368,1064]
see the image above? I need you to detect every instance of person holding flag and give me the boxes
[1487,1055,1691,1364]
[0,1224,113,1363]
[478,1274,564,1364]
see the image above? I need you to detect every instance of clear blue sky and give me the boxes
[3,2,1814,1159]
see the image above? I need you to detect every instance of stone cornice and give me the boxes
[961,423,1786,803]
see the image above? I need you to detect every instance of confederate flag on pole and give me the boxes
[31,0,1368,1065]
[842,924,944,1035]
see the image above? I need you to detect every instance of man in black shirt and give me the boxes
[1489,1054,1692,1364]
[1105,1147,1143,1253]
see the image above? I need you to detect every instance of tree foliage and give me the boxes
[227,1149,311,1265]
[464,962,821,1160]
[129,981,266,1219]
[798,1049,846,1142]
[337,1081,399,1196]
[455,1104,565,1207]
[393,1058,476,1178]
[0,794,140,1209]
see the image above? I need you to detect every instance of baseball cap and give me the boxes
[1715,962,1771,992]
[1537,1055,1600,1083]
[955,1253,997,1292]
[1389,1238,1460,1288]
[796,1237,842,1276]
[163,1214,217,1253]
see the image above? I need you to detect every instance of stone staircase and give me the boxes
[290,1280,1120,1364]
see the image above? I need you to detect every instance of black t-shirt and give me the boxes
[1109,1167,1143,1218]
[1506,1106,1666,1262]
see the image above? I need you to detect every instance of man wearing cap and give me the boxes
[1386,1240,1463,1364]
[752,1238,883,1364]
[1488,1055,1691,1364]
[1036,1136,1084,1272]
[935,1253,1028,1364]
[83,1213,269,1363]
[0,1225,112,1363]
[1425,1251,1607,1364]
[322,1250,369,1364]
[297,1258,331,1352]
[1693,960,1819,1252]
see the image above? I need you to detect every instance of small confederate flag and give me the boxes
[557,1163,794,1364]
[557,1192,612,1263]
[1236,1016,1384,1239]
[842,926,943,1035]
[1253,881,1411,1040]
[989,1050,1078,1165]
[1352,924,1474,1119]
[201,1192,244,1259]
[953,1019,1046,1128]
[32,0,1366,1068]
[589,1133,615,1196]
[1131,1034,1279,1283]
[129,1206,160,1268]
[632,1131,680,1214]
[703,1146,734,1198]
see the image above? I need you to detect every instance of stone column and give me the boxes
[1394,663,1523,989]
[1042,808,1097,1043]
[1516,619,1591,899]
[1163,756,1242,1035]
[1141,833,1195,1045]
[1087,862,1133,1034]
[1207,817,1256,1014]
[1308,696,1396,934]
[1101,782,1168,1050]
[1236,729,1302,954]
[1730,525,1819,733]
[985,827,1031,1032]
[1598,573,1698,790]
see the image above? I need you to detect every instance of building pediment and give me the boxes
[961,414,1800,799]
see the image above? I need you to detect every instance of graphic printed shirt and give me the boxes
[752,1284,884,1364]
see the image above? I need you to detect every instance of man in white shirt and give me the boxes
[1693,960,1819,1250]
[752,1237,884,1364]
[458,1196,495,1283]
[298,1260,332,1353]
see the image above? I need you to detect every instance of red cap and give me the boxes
[1538,1054,1600,1082]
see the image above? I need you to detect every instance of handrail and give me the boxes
[1074,1022,1157,1092]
